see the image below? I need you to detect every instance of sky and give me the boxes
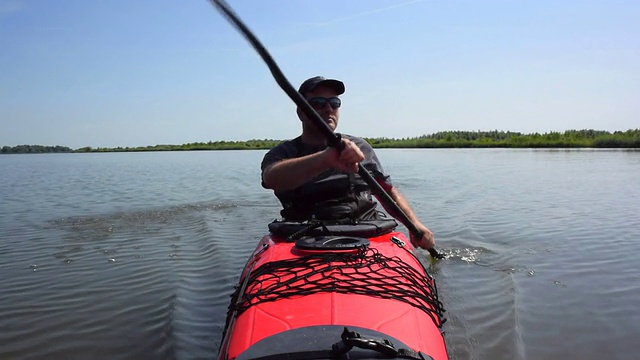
[1,0,638,149]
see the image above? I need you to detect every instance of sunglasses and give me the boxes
[307,97,341,110]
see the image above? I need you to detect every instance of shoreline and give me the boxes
[3,129,639,154]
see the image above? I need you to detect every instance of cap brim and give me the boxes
[316,79,345,95]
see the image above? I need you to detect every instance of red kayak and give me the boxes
[217,220,447,360]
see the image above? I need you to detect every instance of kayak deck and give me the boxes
[218,231,447,360]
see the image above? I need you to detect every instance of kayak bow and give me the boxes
[217,222,447,360]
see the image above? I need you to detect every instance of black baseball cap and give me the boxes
[298,76,345,96]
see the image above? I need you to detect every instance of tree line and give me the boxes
[365,129,640,148]
[1,145,73,154]
[73,139,280,153]
[2,129,639,154]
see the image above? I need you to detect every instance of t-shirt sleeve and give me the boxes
[261,140,296,189]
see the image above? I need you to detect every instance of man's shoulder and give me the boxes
[268,136,302,152]
[263,136,304,163]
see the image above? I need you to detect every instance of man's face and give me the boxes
[299,86,341,131]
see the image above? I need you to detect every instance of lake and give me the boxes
[1,149,639,360]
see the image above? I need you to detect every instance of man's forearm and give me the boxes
[388,187,421,224]
[386,187,435,249]
[262,151,330,191]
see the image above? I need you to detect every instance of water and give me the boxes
[1,149,639,360]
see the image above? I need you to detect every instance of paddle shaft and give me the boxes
[209,0,442,259]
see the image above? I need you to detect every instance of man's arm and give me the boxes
[380,186,436,249]
[262,150,332,191]
[262,138,365,191]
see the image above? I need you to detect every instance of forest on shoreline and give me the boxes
[2,129,639,154]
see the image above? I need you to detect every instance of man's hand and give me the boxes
[323,138,364,173]
[410,224,436,250]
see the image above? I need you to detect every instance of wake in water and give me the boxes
[429,237,533,360]
[1,200,261,359]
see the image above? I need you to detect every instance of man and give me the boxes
[261,76,435,250]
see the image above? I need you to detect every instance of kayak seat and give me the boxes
[268,218,398,240]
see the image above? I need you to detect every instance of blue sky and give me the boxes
[1,0,638,149]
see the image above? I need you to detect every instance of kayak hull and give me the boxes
[218,230,447,360]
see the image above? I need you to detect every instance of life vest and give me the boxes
[276,169,380,222]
